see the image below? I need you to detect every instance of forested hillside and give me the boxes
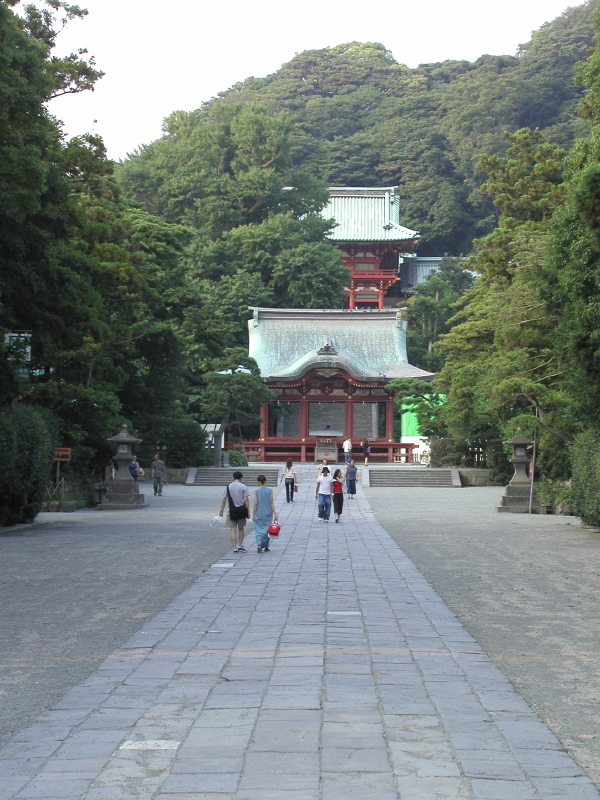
[119,1,598,255]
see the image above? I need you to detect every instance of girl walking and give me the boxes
[281,458,298,503]
[332,468,344,522]
[253,475,278,553]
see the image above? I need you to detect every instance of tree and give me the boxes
[201,349,273,466]
[434,128,570,477]
[405,257,474,372]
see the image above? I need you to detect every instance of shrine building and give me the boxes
[244,307,434,463]
[322,186,419,309]
[240,186,437,463]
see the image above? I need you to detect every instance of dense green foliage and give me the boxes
[182,3,597,255]
[571,429,600,524]
[2,1,331,486]
[404,258,474,372]
[0,405,55,525]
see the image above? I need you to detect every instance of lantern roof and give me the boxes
[504,433,533,446]
[107,424,141,444]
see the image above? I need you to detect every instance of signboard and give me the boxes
[55,448,72,462]
[5,331,31,362]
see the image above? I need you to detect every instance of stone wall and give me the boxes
[458,468,493,487]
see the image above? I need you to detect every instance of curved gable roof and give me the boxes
[248,308,434,382]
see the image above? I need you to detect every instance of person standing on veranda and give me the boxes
[362,439,370,467]
[219,471,250,553]
[253,475,278,553]
[342,437,352,465]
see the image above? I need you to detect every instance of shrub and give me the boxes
[429,438,464,467]
[536,477,573,514]
[0,405,55,525]
[134,415,210,469]
[225,449,248,467]
[571,429,600,526]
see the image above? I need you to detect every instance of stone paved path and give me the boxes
[1,468,598,799]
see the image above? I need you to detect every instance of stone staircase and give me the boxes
[368,467,459,488]
[192,466,280,487]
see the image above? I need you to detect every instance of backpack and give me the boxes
[226,486,248,520]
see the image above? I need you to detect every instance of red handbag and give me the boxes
[267,522,281,536]
[294,485,299,493]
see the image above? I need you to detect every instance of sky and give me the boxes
[46,0,584,161]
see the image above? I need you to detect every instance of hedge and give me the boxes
[0,405,55,526]
[571,428,600,526]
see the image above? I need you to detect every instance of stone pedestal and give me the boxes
[101,480,149,510]
[497,484,548,514]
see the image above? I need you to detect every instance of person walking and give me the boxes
[342,437,352,464]
[362,439,371,466]
[219,471,250,553]
[317,459,329,477]
[253,475,278,553]
[332,468,344,522]
[128,455,140,483]
[151,454,166,496]
[281,458,298,503]
[316,466,333,522]
[344,459,358,499]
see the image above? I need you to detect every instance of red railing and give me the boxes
[230,437,417,464]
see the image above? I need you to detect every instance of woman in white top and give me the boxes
[281,458,298,503]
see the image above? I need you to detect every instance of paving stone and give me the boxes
[160,772,239,793]
[455,750,526,781]
[394,774,475,799]
[471,778,537,799]
[13,775,92,798]
[389,741,462,777]
[321,746,392,772]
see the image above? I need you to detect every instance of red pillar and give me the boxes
[345,396,353,438]
[385,395,394,441]
[260,400,269,439]
[300,396,309,438]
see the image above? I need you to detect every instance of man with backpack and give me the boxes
[219,471,250,553]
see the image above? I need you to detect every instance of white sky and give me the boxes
[45,0,583,161]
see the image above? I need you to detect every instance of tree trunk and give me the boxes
[213,422,226,467]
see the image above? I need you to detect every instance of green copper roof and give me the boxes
[248,308,434,382]
[322,187,419,243]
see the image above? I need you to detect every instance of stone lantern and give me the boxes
[506,433,532,484]
[497,433,546,514]
[100,424,148,509]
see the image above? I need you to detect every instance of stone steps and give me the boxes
[193,467,280,487]
[368,468,457,488]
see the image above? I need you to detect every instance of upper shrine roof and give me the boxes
[322,186,419,243]
[248,307,434,382]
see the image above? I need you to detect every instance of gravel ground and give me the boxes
[0,485,231,748]
[365,484,600,787]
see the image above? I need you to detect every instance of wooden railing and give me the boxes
[230,438,418,464]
